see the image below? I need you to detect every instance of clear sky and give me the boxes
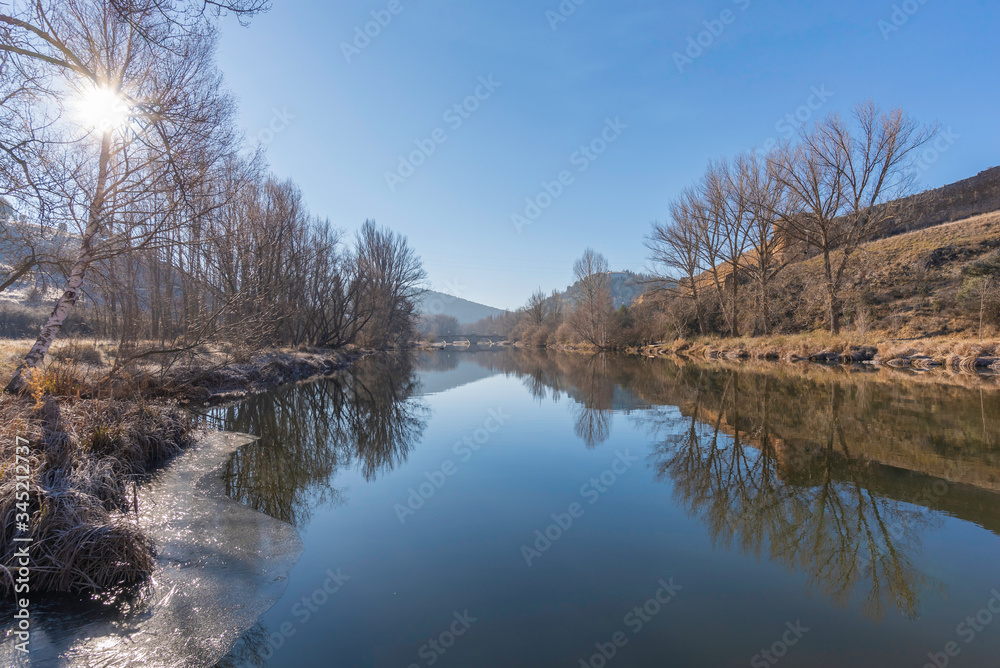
[215,0,1000,311]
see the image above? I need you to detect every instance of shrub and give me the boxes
[963,251,1000,279]
[0,303,46,338]
[0,397,194,594]
[52,342,105,367]
[958,276,1000,327]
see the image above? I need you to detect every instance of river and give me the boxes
[6,348,1000,667]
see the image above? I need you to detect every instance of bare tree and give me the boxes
[710,157,754,337]
[347,220,427,349]
[740,150,792,335]
[525,288,547,326]
[646,187,708,335]
[570,248,612,348]
[772,102,935,334]
[3,1,243,393]
[691,175,729,335]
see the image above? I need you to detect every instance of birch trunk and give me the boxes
[5,131,113,394]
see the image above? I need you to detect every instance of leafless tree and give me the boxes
[646,187,708,335]
[525,288,547,326]
[342,220,427,350]
[3,1,243,392]
[739,150,792,335]
[772,102,936,334]
[570,248,612,348]
[708,157,754,337]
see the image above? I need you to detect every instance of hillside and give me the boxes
[416,290,507,325]
[772,210,1000,336]
[889,166,1000,236]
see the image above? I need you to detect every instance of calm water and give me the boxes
[211,349,1000,668]
[5,349,1000,667]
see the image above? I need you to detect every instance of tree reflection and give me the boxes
[213,354,428,527]
[448,348,992,619]
[642,368,936,619]
[467,349,625,446]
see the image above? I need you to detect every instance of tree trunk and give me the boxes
[5,132,112,394]
[981,278,991,343]
[730,262,739,338]
[757,277,769,336]
[692,281,707,336]
[828,291,841,335]
[821,248,841,335]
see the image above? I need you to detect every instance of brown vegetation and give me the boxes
[641,332,1000,373]
[0,1,427,597]
[0,337,368,595]
[469,104,1000,361]
[0,2,425,395]
[0,385,193,594]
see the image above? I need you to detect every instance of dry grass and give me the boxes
[772,211,1000,337]
[644,331,1000,377]
[640,211,1000,372]
[0,330,369,596]
[0,338,121,382]
[0,340,363,593]
[0,374,194,594]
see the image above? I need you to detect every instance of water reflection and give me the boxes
[642,371,934,620]
[467,349,642,447]
[212,354,428,527]
[443,349,1000,620]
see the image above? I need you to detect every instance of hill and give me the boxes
[771,210,1000,337]
[559,271,656,309]
[889,166,1000,236]
[417,291,507,325]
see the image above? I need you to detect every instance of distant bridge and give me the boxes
[435,334,509,346]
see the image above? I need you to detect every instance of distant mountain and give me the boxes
[559,271,655,309]
[417,290,507,324]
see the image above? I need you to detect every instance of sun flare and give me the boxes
[74,85,131,133]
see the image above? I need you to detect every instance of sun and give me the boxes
[74,85,131,133]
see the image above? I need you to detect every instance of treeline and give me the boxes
[465,249,668,349]
[482,102,980,349]
[646,102,936,338]
[0,1,424,393]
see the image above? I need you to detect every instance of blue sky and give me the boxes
[216,0,999,310]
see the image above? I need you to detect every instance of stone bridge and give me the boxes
[436,334,509,346]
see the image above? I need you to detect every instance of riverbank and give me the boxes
[0,431,305,666]
[0,344,372,595]
[638,333,1000,372]
[430,334,1000,390]
[0,339,373,404]
[427,334,1000,374]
